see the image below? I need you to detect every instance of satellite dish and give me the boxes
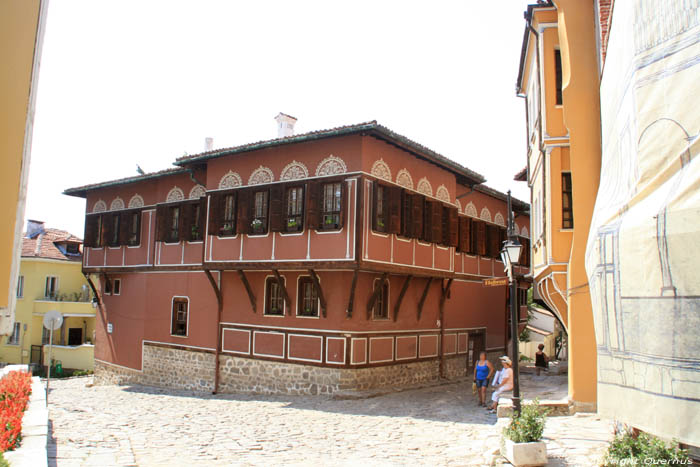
[43,310,63,331]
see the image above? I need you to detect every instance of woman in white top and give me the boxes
[487,356,513,412]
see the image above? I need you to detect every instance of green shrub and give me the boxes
[0,451,9,467]
[602,429,690,466]
[502,399,549,443]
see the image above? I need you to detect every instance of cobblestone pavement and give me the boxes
[47,376,612,466]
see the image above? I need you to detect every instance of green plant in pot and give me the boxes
[501,399,549,466]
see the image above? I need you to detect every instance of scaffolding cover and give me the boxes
[586,0,700,446]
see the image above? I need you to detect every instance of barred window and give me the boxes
[321,183,342,229]
[265,277,285,315]
[298,277,318,317]
[286,186,304,232]
[171,298,188,336]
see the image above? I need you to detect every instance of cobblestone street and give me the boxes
[47,376,612,466]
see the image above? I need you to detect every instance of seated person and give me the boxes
[487,356,514,412]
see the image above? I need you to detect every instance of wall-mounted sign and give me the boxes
[107,323,113,334]
[483,278,508,287]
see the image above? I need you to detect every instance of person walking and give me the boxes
[535,343,548,376]
[473,351,494,407]
[487,356,514,413]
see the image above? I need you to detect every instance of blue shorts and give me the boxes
[475,379,488,388]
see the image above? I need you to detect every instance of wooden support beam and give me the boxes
[346,269,358,318]
[366,272,388,319]
[393,275,412,322]
[237,270,257,313]
[272,269,292,312]
[83,273,101,307]
[417,277,434,321]
[204,270,224,394]
[307,269,327,318]
[101,272,112,294]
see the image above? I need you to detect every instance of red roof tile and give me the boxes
[22,227,83,262]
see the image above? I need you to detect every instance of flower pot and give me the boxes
[501,439,547,467]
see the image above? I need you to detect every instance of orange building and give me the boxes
[516,1,601,411]
[65,118,530,394]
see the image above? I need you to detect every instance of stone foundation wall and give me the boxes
[97,344,466,395]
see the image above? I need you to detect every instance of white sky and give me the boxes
[27,0,533,237]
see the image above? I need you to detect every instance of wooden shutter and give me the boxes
[371,181,379,231]
[306,181,320,230]
[388,186,401,235]
[447,206,458,247]
[198,197,207,236]
[208,192,222,236]
[468,218,477,254]
[84,215,98,247]
[458,217,468,252]
[486,225,499,258]
[118,211,131,245]
[431,201,442,244]
[237,189,250,234]
[476,220,487,256]
[269,184,285,232]
[338,180,347,228]
[156,204,169,242]
[411,194,424,239]
[400,190,411,237]
[102,214,113,246]
[422,199,432,241]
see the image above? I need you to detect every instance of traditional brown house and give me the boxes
[65,117,530,395]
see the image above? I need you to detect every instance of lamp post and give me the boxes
[500,190,523,415]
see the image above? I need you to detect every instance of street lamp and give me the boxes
[501,190,523,415]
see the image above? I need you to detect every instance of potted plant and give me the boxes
[250,218,264,233]
[287,218,300,232]
[191,225,200,240]
[501,399,549,466]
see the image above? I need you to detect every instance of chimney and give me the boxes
[204,137,214,151]
[26,219,45,238]
[275,113,297,138]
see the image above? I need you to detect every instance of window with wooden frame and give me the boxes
[285,186,304,232]
[486,224,501,258]
[45,276,58,299]
[372,279,389,320]
[84,214,104,248]
[66,243,80,254]
[171,298,188,336]
[562,172,573,229]
[441,206,459,247]
[400,190,424,239]
[251,190,269,235]
[126,211,141,246]
[209,192,236,237]
[112,278,121,295]
[473,220,487,256]
[264,277,285,316]
[297,276,318,317]
[423,200,443,244]
[104,277,112,295]
[457,216,472,254]
[107,213,120,247]
[16,275,24,298]
[320,182,342,230]
[373,183,388,233]
[182,199,206,242]
[156,204,184,244]
[555,49,563,106]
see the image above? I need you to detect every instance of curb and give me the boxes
[4,376,48,467]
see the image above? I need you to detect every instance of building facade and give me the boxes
[0,0,49,336]
[65,120,530,395]
[0,220,95,372]
[516,1,601,411]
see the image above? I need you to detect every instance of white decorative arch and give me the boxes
[189,184,206,199]
[435,185,450,203]
[315,154,347,176]
[166,186,185,203]
[454,199,462,213]
[464,202,477,217]
[480,207,492,223]
[513,223,520,236]
[494,212,505,227]
[109,197,125,211]
[128,194,144,209]
[395,169,414,190]
[218,171,242,189]
[280,160,309,181]
[370,158,391,181]
[416,177,433,196]
[521,226,529,238]
[248,166,274,185]
[92,200,107,213]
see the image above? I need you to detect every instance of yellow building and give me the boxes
[0,0,49,336]
[516,0,601,411]
[0,220,95,372]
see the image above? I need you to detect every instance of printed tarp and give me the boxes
[585,1,700,446]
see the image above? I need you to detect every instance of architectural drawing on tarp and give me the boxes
[585,0,700,447]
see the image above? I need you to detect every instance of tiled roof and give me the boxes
[64,167,187,198]
[514,167,528,182]
[174,121,487,185]
[22,228,83,262]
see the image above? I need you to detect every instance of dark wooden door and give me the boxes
[68,328,83,346]
[468,332,486,373]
